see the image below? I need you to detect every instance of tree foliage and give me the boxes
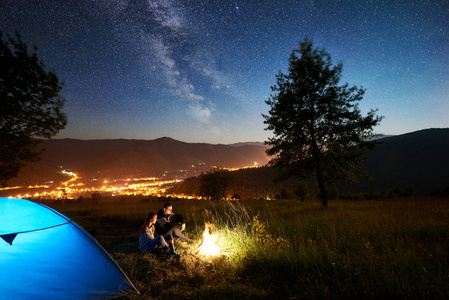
[0,32,67,185]
[199,167,233,200]
[263,39,382,207]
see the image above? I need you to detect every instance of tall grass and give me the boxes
[226,199,449,299]
[47,197,449,299]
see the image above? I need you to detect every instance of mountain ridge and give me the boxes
[7,137,271,185]
[345,127,449,195]
[171,128,449,197]
[7,128,449,197]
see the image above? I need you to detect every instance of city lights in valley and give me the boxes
[2,169,182,200]
[1,162,262,200]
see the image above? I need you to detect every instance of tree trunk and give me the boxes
[312,137,328,207]
[316,173,328,207]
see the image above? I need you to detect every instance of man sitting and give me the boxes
[155,202,174,236]
[155,202,190,242]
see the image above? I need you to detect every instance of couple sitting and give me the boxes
[138,202,190,257]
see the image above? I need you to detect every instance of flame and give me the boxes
[197,222,220,256]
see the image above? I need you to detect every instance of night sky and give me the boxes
[2,0,448,144]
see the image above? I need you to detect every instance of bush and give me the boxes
[328,183,339,200]
[294,180,309,201]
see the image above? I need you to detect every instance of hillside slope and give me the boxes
[342,128,449,195]
[8,129,448,196]
[7,137,270,185]
[171,128,449,198]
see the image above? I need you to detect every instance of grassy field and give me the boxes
[46,197,449,299]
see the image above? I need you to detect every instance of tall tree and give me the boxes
[0,32,67,185]
[263,39,382,207]
[199,167,233,200]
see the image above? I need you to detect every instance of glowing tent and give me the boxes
[0,197,138,299]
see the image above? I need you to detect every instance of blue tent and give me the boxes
[0,197,139,299]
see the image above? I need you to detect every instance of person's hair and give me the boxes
[163,202,172,209]
[171,213,183,225]
[139,212,155,235]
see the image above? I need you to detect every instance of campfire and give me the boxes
[197,222,220,256]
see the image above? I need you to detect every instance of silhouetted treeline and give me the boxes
[169,166,299,200]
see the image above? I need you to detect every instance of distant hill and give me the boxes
[228,142,269,148]
[340,128,449,195]
[7,137,270,185]
[8,129,449,196]
[171,128,449,198]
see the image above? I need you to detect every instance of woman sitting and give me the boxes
[139,212,179,257]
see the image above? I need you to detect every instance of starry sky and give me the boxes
[2,0,448,144]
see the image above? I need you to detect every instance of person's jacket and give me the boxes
[155,208,173,235]
[139,224,155,251]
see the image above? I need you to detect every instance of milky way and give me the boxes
[2,0,448,143]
